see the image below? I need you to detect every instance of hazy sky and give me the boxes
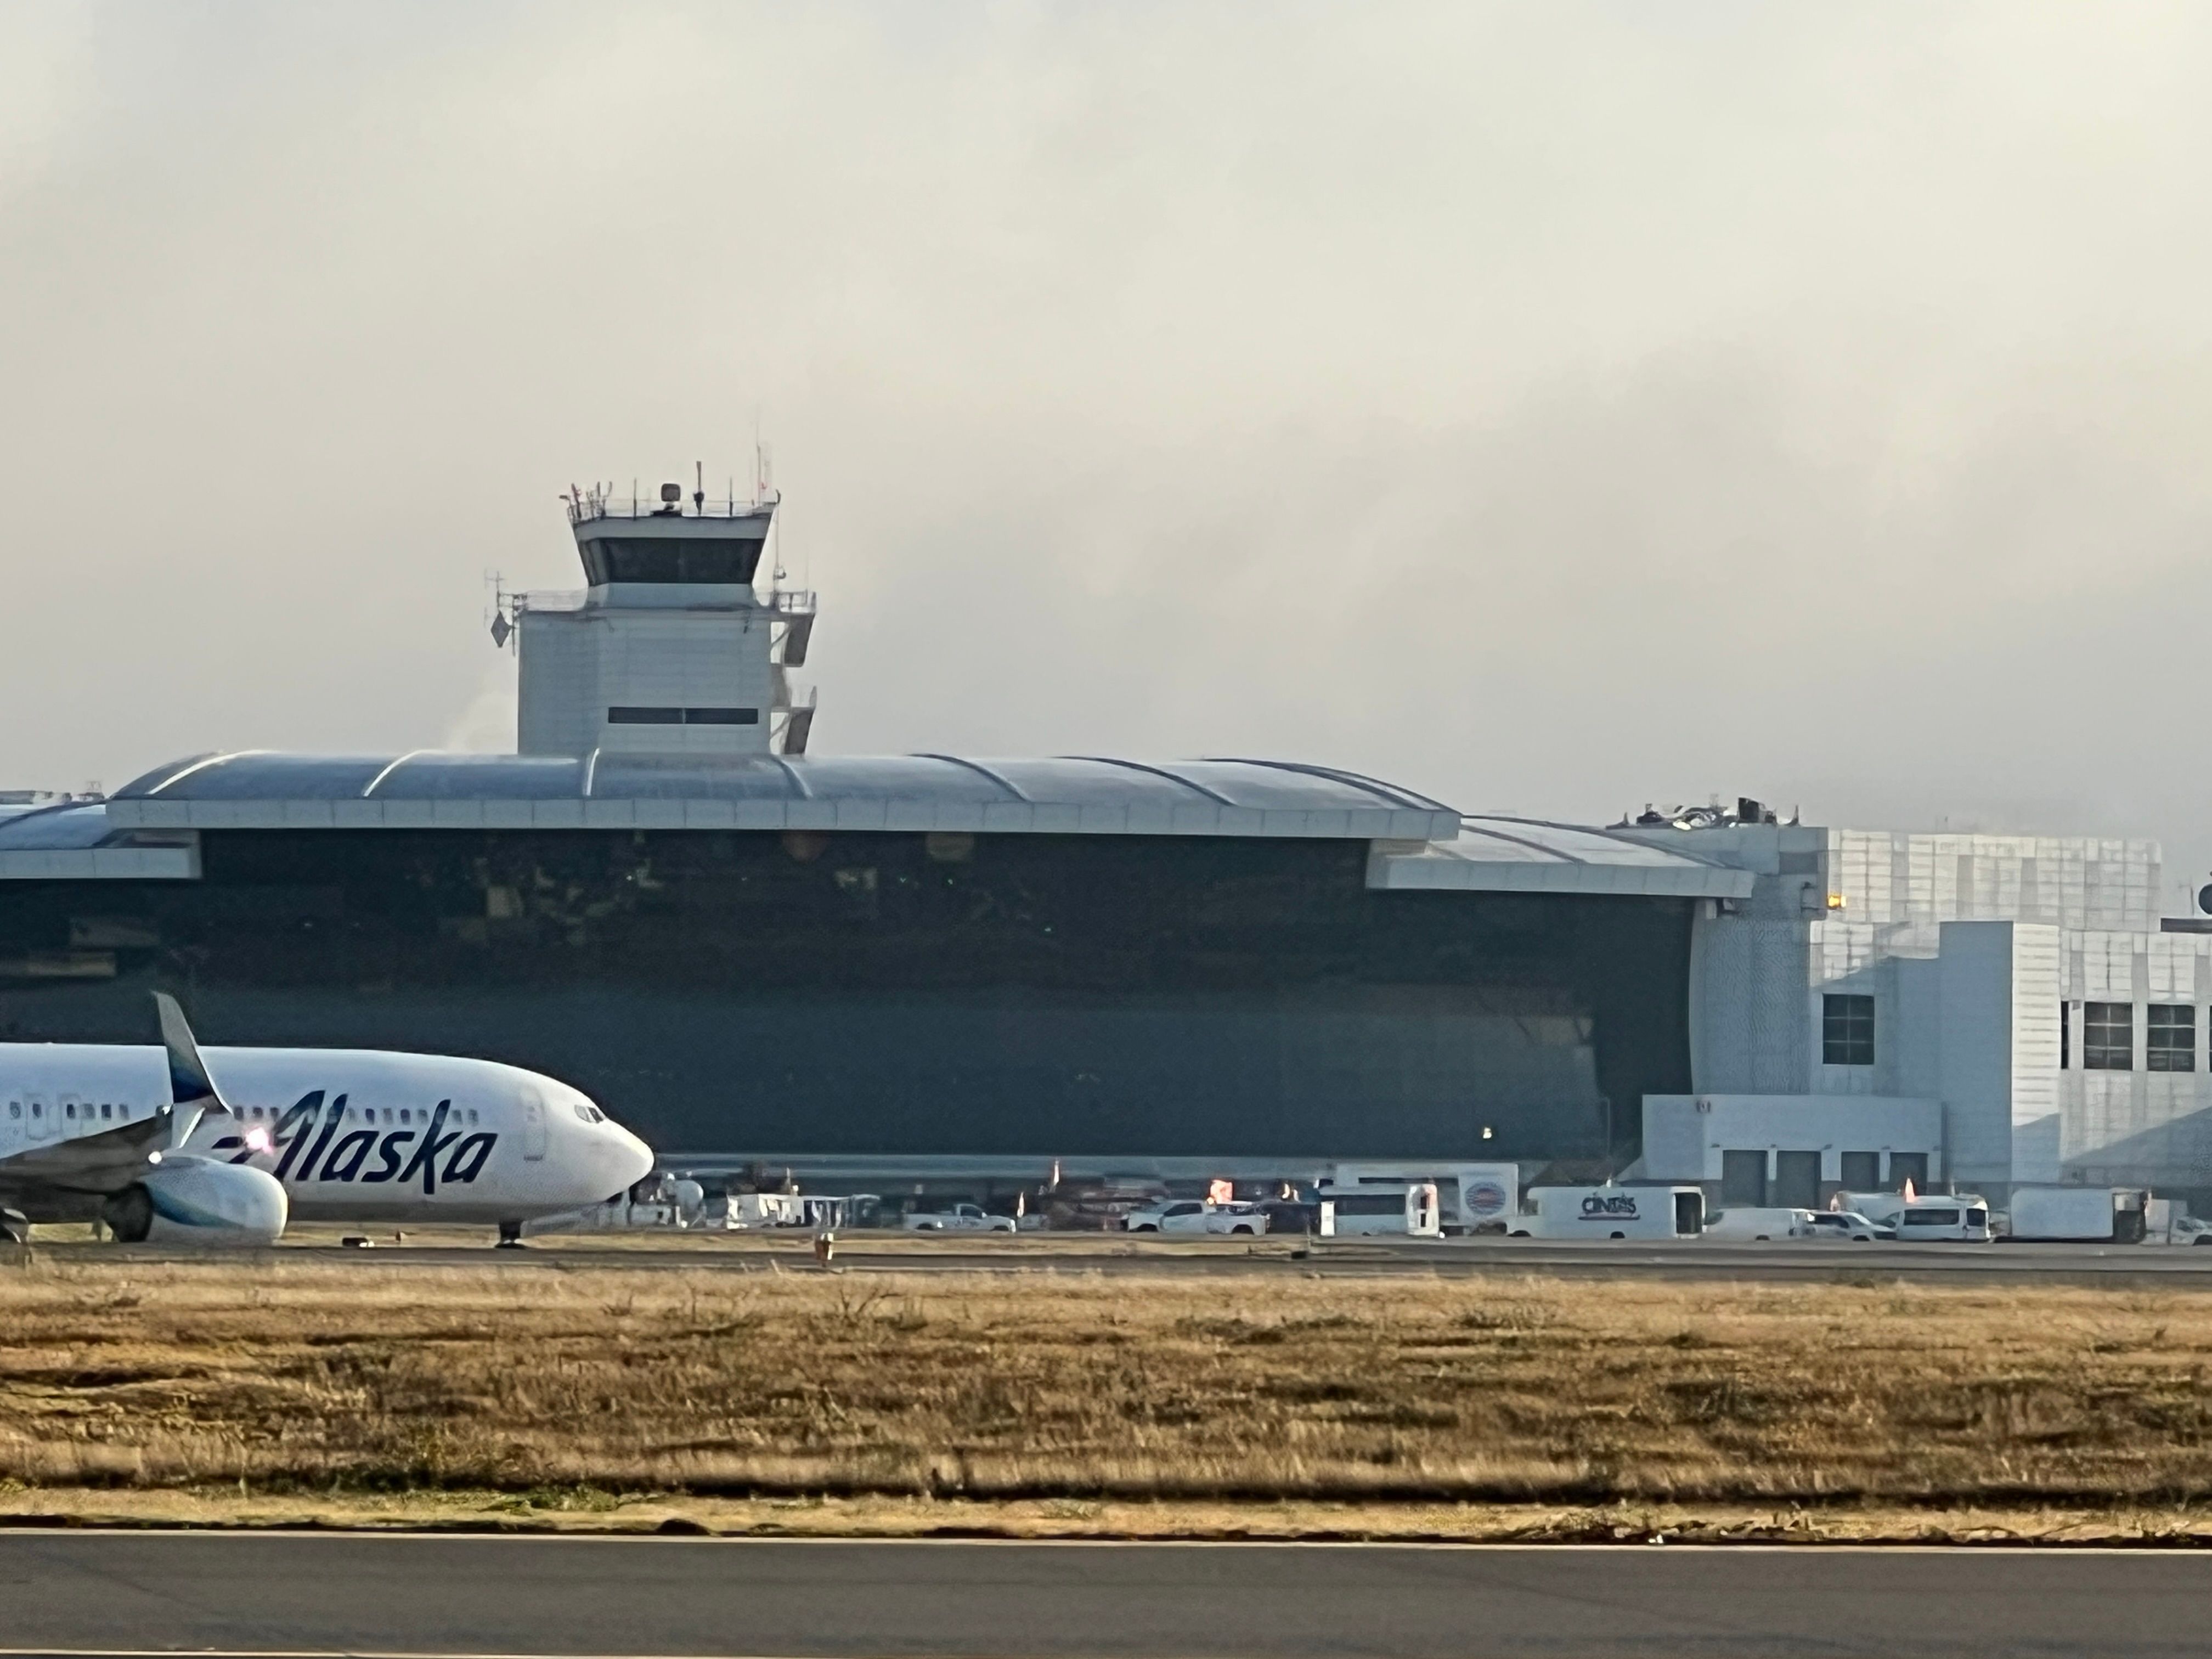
[5,3,2212,901]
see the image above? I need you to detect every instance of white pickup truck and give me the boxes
[1120,1199,1268,1235]
[901,1202,1017,1233]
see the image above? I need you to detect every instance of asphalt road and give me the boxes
[3,1532,2208,1657]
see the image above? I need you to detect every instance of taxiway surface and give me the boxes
[46,1233,2212,1284]
[3,1531,2207,1658]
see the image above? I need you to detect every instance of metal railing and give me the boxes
[505,586,815,618]
[565,483,780,525]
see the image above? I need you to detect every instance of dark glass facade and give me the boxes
[577,535,766,586]
[0,831,1695,1162]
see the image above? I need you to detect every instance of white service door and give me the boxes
[521,1094,547,1160]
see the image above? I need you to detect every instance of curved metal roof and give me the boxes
[1,770,1752,898]
[1367,815,1754,899]
[100,750,1463,841]
[0,800,201,879]
[0,801,114,850]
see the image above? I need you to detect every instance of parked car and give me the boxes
[1121,1199,1268,1235]
[1802,1210,1891,1241]
[901,1202,1017,1233]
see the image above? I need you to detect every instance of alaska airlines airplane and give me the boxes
[0,995,652,1246]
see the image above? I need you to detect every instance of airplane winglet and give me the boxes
[154,992,233,1124]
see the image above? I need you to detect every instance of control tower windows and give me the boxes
[578,537,765,586]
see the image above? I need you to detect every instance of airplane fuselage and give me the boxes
[0,1044,650,1224]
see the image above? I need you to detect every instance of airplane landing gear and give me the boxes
[1,1207,29,1246]
[496,1219,526,1249]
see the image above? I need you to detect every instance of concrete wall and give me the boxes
[1642,1093,1943,1193]
[519,606,780,759]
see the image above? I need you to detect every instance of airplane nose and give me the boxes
[609,1123,654,1192]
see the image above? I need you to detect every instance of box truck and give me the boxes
[1510,1184,1705,1240]
[2003,1186,2149,1243]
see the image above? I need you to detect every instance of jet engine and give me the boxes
[102,1155,287,1245]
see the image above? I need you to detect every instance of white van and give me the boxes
[1702,1206,1817,1242]
[1511,1184,1705,1240]
[1839,1190,1990,1242]
[1317,1181,1442,1238]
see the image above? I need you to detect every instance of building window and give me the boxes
[2148,1005,2196,1073]
[2084,1002,2134,1070]
[2060,1001,2070,1069]
[607,706,760,726]
[1822,994,1876,1066]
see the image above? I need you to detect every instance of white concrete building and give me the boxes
[1623,816,2212,1206]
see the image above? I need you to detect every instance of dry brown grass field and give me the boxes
[7,1252,2212,1539]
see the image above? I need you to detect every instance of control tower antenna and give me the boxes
[693,460,704,515]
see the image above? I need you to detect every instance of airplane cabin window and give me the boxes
[400,1109,411,1125]
[100,1103,111,1119]
[7,1102,18,1119]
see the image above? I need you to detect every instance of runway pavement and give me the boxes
[3,1531,2207,1657]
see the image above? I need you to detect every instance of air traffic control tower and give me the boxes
[504,479,816,758]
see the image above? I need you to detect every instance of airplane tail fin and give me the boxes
[154,992,233,1148]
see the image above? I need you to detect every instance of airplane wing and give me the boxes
[0,1109,175,1207]
[0,992,236,1216]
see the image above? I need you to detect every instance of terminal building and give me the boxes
[2,479,2208,1210]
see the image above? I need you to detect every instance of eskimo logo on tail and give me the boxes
[154,991,222,1111]
[215,1092,498,1191]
